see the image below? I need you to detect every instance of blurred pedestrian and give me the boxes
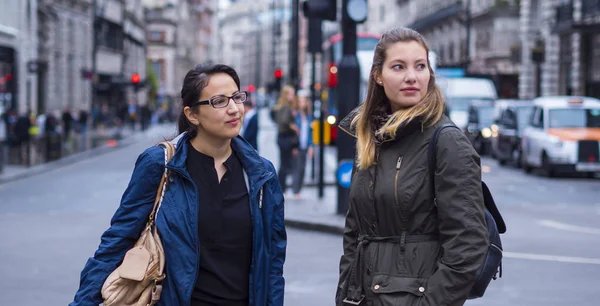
[62,107,73,142]
[70,64,286,306]
[273,85,299,193]
[241,99,258,150]
[291,91,314,199]
[78,108,89,136]
[336,27,488,306]
[14,111,32,165]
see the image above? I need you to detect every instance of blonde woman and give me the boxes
[336,28,488,306]
[273,85,299,193]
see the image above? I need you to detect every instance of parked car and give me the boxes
[438,77,498,130]
[521,96,600,177]
[491,99,534,167]
[464,100,496,155]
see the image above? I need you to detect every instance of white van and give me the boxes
[438,77,498,129]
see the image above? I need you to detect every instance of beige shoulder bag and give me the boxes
[101,141,176,306]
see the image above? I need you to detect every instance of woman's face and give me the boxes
[184,73,244,140]
[287,89,295,102]
[298,96,308,111]
[376,40,431,112]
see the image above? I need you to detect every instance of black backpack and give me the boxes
[428,124,506,299]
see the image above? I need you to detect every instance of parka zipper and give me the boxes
[394,156,403,208]
[394,156,410,254]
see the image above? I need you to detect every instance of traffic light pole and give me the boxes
[336,0,360,215]
[290,0,299,90]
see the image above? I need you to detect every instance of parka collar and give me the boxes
[338,105,425,143]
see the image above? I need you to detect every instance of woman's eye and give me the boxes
[392,65,403,70]
[417,64,427,69]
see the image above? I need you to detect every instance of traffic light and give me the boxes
[131,73,140,84]
[274,69,283,91]
[302,0,337,21]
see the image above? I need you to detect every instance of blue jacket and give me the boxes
[70,132,286,306]
[294,113,313,150]
[243,110,259,151]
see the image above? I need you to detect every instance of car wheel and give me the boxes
[515,149,523,168]
[522,153,533,173]
[542,153,555,177]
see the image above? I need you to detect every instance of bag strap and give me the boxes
[428,124,461,206]
[148,141,176,225]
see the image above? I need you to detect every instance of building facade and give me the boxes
[520,0,600,99]
[37,0,93,115]
[395,0,520,98]
[145,0,217,111]
[123,0,148,109]
[0,0,39,115]
[218,0,291,92]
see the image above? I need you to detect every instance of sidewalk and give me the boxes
[284,185,346,235]
[0,124,173,184]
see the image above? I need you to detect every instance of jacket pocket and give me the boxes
[370,274,426,306]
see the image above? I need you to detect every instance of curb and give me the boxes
[284,218,344,235]
[0,135,139,185]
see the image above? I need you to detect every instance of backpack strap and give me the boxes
[427,124,507,234]
[428,124,461,206]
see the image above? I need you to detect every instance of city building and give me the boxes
[145,0,218,110]
[37,0,93,115]
[520,0,600,99]
[123,0,148,111]
[396,0,520,98]
[0,0,39,114]
[218,0,291,92]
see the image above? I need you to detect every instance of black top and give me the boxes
[187,142,253,306]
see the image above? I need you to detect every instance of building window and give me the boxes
[590,34,600,82]
[98,20,123,51]
[148,30,165,42]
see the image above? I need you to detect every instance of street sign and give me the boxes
[336,159,354,189]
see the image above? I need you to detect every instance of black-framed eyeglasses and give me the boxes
[194,91,248,109]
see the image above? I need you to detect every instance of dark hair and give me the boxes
[177,64,241,135]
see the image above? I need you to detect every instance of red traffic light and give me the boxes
[131,73,140,84]
[274,69,283,79]
[247,84,256,92]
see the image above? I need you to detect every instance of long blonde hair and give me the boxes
[354,27,445,169]
[275,85,295,110]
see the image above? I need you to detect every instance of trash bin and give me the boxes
[46,132,62,162]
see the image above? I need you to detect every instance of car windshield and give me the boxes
[548,108,600,128]
[516,106,534,131]
[448,98,493,112]
[477,107,495,127]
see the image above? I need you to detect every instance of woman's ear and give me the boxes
[183,106,200,126]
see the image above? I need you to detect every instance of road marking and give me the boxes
[504,251,600,265]
[537,219,600,235]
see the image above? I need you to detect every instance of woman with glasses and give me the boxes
[70,64,287,306]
